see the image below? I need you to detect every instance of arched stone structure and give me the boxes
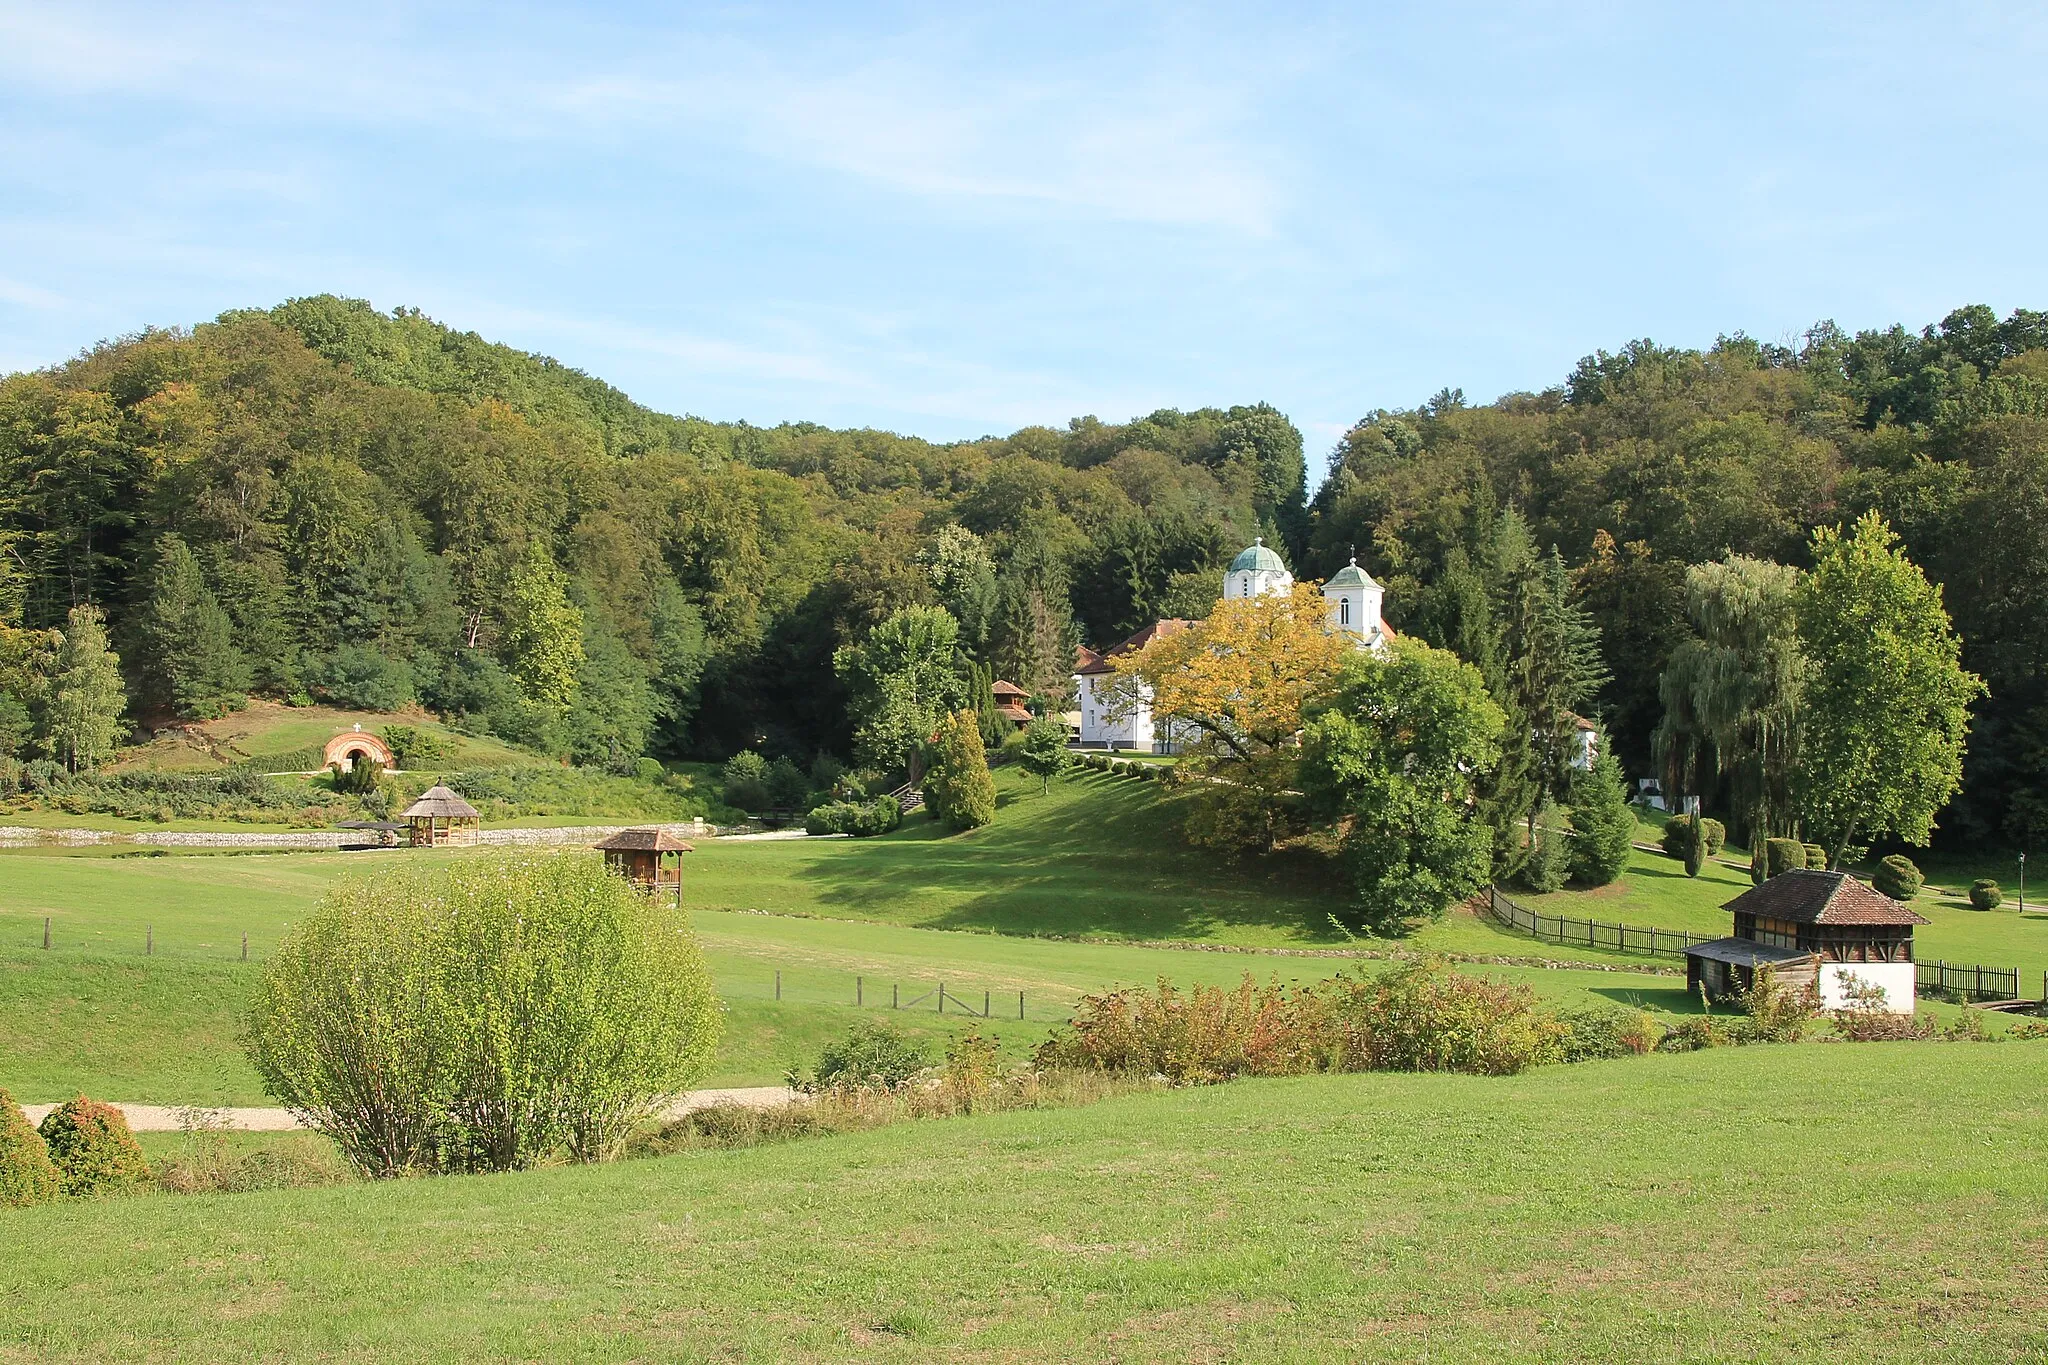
[322,729,395,773]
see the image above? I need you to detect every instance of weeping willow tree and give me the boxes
[1653,556,1806,848]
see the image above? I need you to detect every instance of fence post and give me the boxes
[1019,990,1026,1020]
[893,982,899,1009]
[241,933,248,962]
[775,970,781,1001]
[938,982,945,1015]
[43,917,50,950]
[147,926,153,956]
[857,975,863,1007]
[984,989,991,1017]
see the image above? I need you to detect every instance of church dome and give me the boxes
[1228,538,1287,574]
[1324,557,1378,591]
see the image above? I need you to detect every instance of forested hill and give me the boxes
[4,296,2046,847]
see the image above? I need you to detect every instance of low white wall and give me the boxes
[1819,961,1915,1014]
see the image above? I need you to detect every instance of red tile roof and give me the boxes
[1721,870,1928,926]
[990,679,1028,698]
[1076,619,1194,675]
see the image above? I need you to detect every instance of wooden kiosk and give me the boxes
[401,785,482,848]
[593,828,694,896]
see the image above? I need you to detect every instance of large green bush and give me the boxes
[244,853,721,1175]
[1659,812,1696,860]
[804,795,902,837]
[1802,842,1828,870]
[1335,960,1563,1076]
[923,710,996,831]
[0,1089,60,1207]
[1698,818,1726,857]
[37,1097,150,1197]
[1970,879,2004,911]
[1765,838,1806,878]
[797,1021,933,1091]
[1873,854,1923,902]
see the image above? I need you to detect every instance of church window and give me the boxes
[1340,597,1351,625]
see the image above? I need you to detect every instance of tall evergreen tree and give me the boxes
[1503,545,1609,836]
[923,709,996,830]
[39,605,126,772]
[141,534,248,719]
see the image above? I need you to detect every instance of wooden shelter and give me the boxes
[401,785,481,847]
[593,828,693,896]
[990,679,1033,729]
[1686,869,1927,1012]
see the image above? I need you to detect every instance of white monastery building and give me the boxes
[1074,539,1395,752]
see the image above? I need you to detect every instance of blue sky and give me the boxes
[5,3,2048,467]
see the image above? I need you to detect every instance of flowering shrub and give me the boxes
[0,1089,60,1208]
[37,1097,150,1198]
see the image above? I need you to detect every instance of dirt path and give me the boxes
[21,1086,798,1133]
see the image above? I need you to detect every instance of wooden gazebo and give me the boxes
[401,785,481,848]
[593,827,694,896]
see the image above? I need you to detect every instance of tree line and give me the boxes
[0,294,2032,860]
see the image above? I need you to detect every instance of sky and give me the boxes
[5,2,2048,466]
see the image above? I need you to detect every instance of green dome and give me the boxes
[1324,558,1378,591]
[1228,538,1288,574]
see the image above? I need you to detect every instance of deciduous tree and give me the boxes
[1794,513,1984,867]
[39,604,126,772]
[833,605,967,780]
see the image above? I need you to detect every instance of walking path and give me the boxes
[21,1086,798,1133]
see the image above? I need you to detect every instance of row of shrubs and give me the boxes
[0,763,324,822]
[1,1092,352,1206]
[804,796,903,837]
[1073,751,1171,782]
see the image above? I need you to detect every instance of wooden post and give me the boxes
[1019,990,1025,1020]
[984,989,991,1017]
[147,926,153,956]
[241,933,248,962]
[938,982,945,1015]
[893,982,899,1009]
[775,970,781,1001]
[43,916,50,950]
[857,976,863,1007]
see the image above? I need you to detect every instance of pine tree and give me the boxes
[1567,752,1634,887]
[1504,545,1609,839]
[969,661,1006,749]
[142,534,249,719]
[922,709,996,830]
[39,604,126,772]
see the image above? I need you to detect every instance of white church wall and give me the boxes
[1818,962,1915,1014]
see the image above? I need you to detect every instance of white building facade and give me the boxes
[1074,541,1395,752]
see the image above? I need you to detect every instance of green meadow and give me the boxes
[2,1044,2042,1361]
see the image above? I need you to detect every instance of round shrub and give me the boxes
[1659,812,1696,860]
[803,1020,931,1091]
[1969,878,2004,911]
[0,1089,60,1207]
[1698,818,1726,858]
[37,1097,149,1197]
[245,853,721,1175]
[1765,838,1806,878]
[1873,854,1923,902]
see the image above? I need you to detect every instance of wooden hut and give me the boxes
[593,828,693,896]
[1686,869,1926,1013]
[990,680,1034,730]
[401,785,481,848]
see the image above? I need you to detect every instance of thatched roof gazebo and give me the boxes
[401,785,481,848]
[593,827,693,897]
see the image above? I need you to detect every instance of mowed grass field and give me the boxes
[1,1044,2042,1361]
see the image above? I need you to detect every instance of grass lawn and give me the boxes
[1,1043,2042,1361]
[113,700,534,772]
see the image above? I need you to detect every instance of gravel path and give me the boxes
[21,1086,798,1133]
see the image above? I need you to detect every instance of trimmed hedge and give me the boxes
[1970,879,2004,911]
[1802,842,1827,870]
[0,1089,60,1207]
[38,1097,150,1198]
[1873,854,1923,902]
[805,796,903,837]
[1765,838,1806,878]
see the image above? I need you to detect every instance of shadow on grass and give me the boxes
[1590,983,1709,1016]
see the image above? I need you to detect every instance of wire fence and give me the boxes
[1482,887,1717,959]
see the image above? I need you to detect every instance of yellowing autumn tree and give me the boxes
[1113,582,1349,852]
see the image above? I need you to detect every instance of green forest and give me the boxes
[2,295,2042,853]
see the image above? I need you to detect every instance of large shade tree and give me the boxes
[1793,513,1983,867]
[832,605,968,780]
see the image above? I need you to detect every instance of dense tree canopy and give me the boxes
[2,293,2042,855]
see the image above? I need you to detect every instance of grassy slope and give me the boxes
[114,700,533,772]
[1,1044,2043,1362]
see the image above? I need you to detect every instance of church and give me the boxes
[1073,539,1394,752]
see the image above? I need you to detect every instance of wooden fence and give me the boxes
[1482,887,1716,959]
[1916,960,2020,1001]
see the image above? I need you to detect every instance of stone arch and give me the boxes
[322,730,394,773]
